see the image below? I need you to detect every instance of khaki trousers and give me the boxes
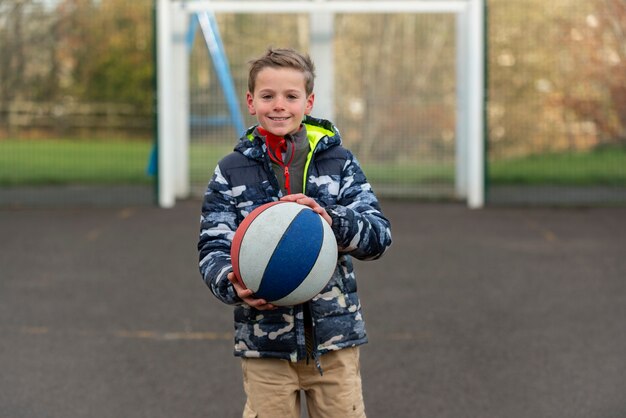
[241,347,366,418]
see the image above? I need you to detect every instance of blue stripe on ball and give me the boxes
[255,209,323,302]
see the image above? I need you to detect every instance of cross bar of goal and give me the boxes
[157,0,485,208]
[178,1,469,14]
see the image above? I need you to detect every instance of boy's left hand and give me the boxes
[281,194,332,226]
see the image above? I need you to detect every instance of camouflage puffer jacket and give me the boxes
[198,115,392,363]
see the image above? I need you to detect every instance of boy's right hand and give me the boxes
[227,272,276,310]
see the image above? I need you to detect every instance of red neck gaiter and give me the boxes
[258,127,295,194]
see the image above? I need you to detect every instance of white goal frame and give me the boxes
[156,0,486,208]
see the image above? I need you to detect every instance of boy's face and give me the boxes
[246,67,314,137]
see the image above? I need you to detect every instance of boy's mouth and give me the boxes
[269,116,290,121]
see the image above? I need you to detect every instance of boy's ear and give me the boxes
[305,93,315,115]
[246,92,256,115]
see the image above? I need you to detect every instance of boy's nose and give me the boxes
[273,97,286,110]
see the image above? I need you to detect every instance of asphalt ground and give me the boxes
[1,199,625,418]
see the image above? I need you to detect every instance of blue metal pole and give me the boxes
[197,11,246,136]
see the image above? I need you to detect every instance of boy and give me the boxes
[198,47,392,417]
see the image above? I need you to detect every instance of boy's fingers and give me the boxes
[228,272,246,290]
[228,272,258,300]
[227,260,277,310]
[245,298,275,311]
[228,273,273,308]
[282,194,323,209]
[280,193,306,202]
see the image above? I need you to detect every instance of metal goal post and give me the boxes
[156,0,486,208]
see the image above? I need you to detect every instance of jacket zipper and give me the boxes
[304,302,323,375]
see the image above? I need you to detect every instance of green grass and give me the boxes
[0,139,154,186]
[363,161,454,184]
[190,142,234,179]
[489,146,626,185]
[2,138,625,187]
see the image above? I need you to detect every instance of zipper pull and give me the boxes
[284,166,290,194]
[312,351,324,376]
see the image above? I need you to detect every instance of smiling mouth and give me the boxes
[269,116,290,121]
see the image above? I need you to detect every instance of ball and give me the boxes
[230,201,338,306]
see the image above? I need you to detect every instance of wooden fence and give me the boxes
[0,101,153,138]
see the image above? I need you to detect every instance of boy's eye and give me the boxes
[261,95,273,100]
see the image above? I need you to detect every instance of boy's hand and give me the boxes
[281,194,332,226]
[227,272,276,310]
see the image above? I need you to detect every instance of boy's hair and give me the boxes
[248,47,316,96]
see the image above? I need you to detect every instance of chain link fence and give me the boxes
[0,0,155,207]
[1,0,624,207]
